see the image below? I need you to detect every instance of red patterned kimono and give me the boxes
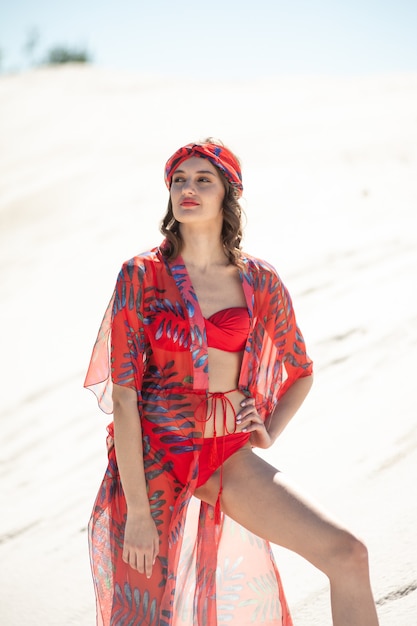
[85,242,313,626]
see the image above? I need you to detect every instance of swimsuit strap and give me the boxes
[194,389,240,524]
[195,389,238,430]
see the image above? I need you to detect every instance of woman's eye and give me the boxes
[172,176,211,184]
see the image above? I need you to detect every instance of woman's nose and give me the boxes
[182,178,195,194]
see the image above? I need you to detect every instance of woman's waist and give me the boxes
[142,385,247,401]
[196,388,245,437]
[141,386,246,437]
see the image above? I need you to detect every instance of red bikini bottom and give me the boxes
[155,389,252,521]
[169,431,251,488]
[196,432,251,487]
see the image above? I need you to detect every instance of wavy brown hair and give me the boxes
[160,141,244,266]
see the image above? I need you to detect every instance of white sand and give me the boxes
[0,65,416,625]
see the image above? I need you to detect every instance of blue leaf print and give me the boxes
[163,298,177,314]
[155,320,165,340]
[144,405,170,415]
[195,354,208,368]
[149,598,157,623]
[134,587,140,610]
[185,300,195,318]
[143,590,149,616]
[194,325,203,346]
[114,582,124,604]
[126,259,134,280]
[160,434,192,444]
[127,284,133,310]
[149,489,164,500]
[121,280,127,308]
[171,325,179,342]
[124,582,132,610]
[153,425,179,434]
[170,445,196,454]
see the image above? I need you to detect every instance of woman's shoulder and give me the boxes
[118,245,165,280]
[241,251,281,283]
[121,245,165,269]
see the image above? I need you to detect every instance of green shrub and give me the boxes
[45,46,92,64]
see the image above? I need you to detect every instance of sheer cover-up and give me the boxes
[85,243,313,626]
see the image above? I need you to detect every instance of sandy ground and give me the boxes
[0,66,416,625]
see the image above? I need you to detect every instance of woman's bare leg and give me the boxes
[195,447,379,626]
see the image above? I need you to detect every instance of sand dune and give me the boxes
[1,66,416,625]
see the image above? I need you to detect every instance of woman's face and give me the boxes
[170,157,225,226]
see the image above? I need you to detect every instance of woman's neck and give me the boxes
[180,233,229,271]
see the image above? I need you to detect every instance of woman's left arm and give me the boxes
[265,374,313,443]
[236,374,313,449]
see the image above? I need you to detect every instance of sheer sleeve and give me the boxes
[84,259,149,414]
[275,276,313,398]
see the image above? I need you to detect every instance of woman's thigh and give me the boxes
[195,446,355,574]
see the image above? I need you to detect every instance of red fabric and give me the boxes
[165,432,251,487]
[85,242,313,626]
[205,306,249,352]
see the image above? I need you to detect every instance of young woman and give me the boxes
[85,140,379,626]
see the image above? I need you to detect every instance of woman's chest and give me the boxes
[184,266,247,318]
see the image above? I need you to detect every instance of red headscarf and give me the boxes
[164,142,243,198]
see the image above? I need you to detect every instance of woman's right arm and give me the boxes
[113,383,159,578]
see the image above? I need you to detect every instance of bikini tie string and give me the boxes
[195,389,239,524]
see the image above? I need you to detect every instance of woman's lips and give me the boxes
[180,200,199,207]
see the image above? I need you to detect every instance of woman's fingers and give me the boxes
[144,539,160,577]
[236,398,262,431]
[235,398,272,447]
[145,551,154,579]
[154,536,160,562]
[123,545,155,577]
[122,514,160,577]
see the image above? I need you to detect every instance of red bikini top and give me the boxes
[205,307,250,352]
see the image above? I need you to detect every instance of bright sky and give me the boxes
[1,0,417,77]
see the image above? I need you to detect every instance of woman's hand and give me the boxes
[123,511,160,578]
[236,398,273,449]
